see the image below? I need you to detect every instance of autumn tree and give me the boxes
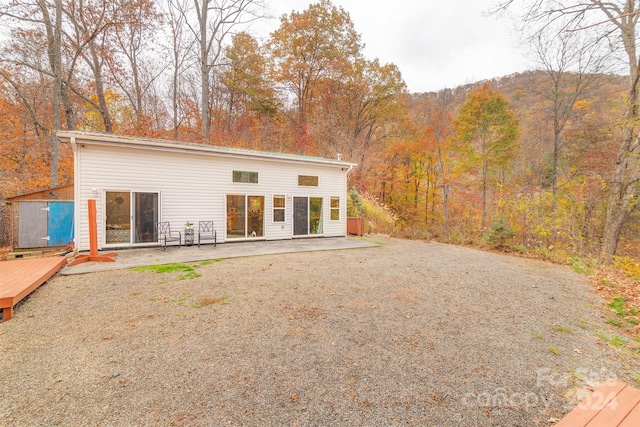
[268,0,363,153]
[455,83,519,232]
[497,0,640,259]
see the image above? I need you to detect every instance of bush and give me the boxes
[347,188,364,218]
[483,218,515,250]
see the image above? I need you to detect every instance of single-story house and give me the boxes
[57,131,356,251]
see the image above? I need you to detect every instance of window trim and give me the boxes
[273,194,285,223]
[330,196,340,221]
[297,175,319,187]
[232,170,259,184]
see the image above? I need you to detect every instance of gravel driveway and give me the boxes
[1,236,639,426]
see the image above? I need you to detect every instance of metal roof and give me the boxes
[57,130,357,168]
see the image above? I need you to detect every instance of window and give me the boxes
[273,195,285,222]
[330,196,340,221]
[298,175,318,186]
[233,170,258,183]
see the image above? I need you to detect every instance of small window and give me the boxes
[330,196,340,221]
[233,170,258,183]
[298,175,318,186]
[273,195,285,222]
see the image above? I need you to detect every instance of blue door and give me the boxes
[48,201,74,247]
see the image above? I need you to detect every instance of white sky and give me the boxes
[251,0,533,93]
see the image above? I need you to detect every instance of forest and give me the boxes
[1,0,640,268]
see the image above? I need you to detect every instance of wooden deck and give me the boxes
[556,381,640,426]
[0,256,67,321]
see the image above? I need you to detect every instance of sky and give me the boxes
[251,0,534,93]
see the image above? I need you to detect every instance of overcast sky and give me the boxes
[251,0,533,93]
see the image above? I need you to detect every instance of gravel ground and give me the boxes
[1,236,639,426]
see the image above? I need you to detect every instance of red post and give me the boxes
[88,199,98,256]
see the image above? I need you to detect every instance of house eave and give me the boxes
[57,130,357,169]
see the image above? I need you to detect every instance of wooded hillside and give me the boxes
[0,0,637,261]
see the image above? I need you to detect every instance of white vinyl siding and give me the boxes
[72,138,351,250]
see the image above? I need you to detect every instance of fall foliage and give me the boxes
[0,0,638,265]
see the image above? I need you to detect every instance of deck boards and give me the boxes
[556,382,640,427]
[0,257,67,321]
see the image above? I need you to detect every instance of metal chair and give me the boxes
[197,221,217,247]
[156,221,181,250]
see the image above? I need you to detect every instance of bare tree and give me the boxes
[164,0,194,140]
[183,0,266,142]
[0,0,67,186]
[497,0,640,259]
[529,26,604,210]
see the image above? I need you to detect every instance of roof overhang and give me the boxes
[57,131,357,169]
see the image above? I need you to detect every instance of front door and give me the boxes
[293,197,308,236]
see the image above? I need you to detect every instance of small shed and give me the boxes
[5,185,74,249]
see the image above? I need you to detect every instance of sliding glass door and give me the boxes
[226,194,264,240]
[105,191,158,245]
[294,197,323,236]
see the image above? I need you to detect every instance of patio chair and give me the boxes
[156,221,181,250]
[197,221,217,247]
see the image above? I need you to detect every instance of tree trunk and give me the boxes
[197,0,211,143]
[481,159,488,232]
[601,9,640,260]
[49,0,63,187]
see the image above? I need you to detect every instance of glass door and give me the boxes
[227,195,264,239]
[105,191,131,244]
[247,196,264,238]
[105,191,159,245]
[134,192,158,243]
[294,197,308,236]
[294,197,323,236]
[310,197,323,235]
[227,194,246,239]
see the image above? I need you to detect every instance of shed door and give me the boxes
[48,202,74,246]
[18,202,49,248]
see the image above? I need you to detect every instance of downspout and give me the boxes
[69,136,80,250]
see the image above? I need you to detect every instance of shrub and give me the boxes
[483,218,515,249]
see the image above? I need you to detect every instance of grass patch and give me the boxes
[600,279,617,288]
[607,318,625,328]
[534,331,543,339]
[132,260,220,280]
[609,297,627,316]
[548,346,562,355]
[596,332,627,347]
[553,326,572,334]
[568,256,596,276]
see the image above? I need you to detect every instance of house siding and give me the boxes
[69,134,353,251]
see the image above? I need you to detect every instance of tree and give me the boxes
[497,0,640,259]
[188,0,266,142]
[0,0,67,186]
[109,0,164,134]
[455,83,519,232]
[528,20,603,211]
[268,0,363,152]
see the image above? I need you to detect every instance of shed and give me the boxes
[4,185,74,249]
[57,131,356,251]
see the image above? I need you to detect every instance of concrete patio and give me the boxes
[60,236,379,275]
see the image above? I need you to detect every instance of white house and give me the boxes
[57,131,356,251]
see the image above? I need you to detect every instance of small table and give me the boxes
[184,228,194,246]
